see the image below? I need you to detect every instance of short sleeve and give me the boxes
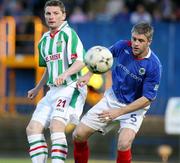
[38,40,47,67]
[66,29,85,64]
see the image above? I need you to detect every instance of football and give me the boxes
[85,46,113,74]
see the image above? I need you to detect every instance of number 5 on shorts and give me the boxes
[130,114,137,122]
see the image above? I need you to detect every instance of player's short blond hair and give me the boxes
[131,22,154,42]
[44,0,66,13]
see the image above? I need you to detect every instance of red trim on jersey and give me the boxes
[50,30,60,38]
[71,53,78,59]
[127,40,132,47]
[29,145,47,152]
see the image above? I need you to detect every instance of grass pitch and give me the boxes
[0,158,156,163]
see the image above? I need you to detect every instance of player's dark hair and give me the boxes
[44,0,66,13]
[131,22,154,42]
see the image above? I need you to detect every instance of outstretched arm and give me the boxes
[98,96,151,122]
[27,68,48,99]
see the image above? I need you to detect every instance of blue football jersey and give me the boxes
[109,40,162,104]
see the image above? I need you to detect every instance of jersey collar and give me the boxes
[57,21,68,31]
[49,21,68,38]
[144,48,151,58]
[134,48,151,60]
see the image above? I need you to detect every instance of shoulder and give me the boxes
[39,31,49,44]
[115,40,131,47]
[110,40,131,51]
[147,51,162,74]
[62,25,80,43]
[62,23,77,36]
[150,51,162,67]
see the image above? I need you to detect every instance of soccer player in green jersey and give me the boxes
[26,1,87,163]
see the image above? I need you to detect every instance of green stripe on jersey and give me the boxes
[58,60,63,75]
[57,32,62,53]
[69,89,80,108]
[38,38,47,67]
[69,29,78,81]
[49,62,53,84]
[42,38,47,58]
[57,32,63,75]
[62,31,68,42]
[48,38,54,55]
[71,29,78,56]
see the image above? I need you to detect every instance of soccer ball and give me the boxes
[85,46,113,74]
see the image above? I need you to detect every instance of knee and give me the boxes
[26,124,35,135]
[26,121,43,136]
[50,119,66,133]
[72,128,84,142]
[118,139,132,151]
[72,126,88,142]
[72,123,95,142]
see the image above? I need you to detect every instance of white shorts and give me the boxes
[31,85,87,128]
[81,88,149,134]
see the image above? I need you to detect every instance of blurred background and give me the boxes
[0,0,180,162]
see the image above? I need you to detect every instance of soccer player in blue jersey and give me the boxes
[73,22,162,163]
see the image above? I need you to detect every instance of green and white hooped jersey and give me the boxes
[38,21,85,86]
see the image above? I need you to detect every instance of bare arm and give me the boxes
[77,70,93,87]
[27,68,48,99]
[98,96,151,121]
[55,60,85,86]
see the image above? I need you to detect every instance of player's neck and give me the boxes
[50,28,60,38]
[136,48,149,59]
[49,21,66,37]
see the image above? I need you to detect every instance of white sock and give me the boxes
[51,132,68,163]
[27,134,48,163]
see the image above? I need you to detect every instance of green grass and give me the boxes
[0,158,157,163]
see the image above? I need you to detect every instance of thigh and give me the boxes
[81,96,110,133]
[119,109,146,133]
[67,86,87,125]
[50,86,77,124]
[31,95,52,128]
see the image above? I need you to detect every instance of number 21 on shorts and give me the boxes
[55,97,70,112]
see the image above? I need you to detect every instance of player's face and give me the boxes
[131,32,150,58]
[44,6,66,31]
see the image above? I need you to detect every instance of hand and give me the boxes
[98,109,121,122]
[27,87,39,100]
[76,73,91,88]
[55,73,68,86]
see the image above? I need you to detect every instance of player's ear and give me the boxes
[148,39,152,46]
[62,12,66,21]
